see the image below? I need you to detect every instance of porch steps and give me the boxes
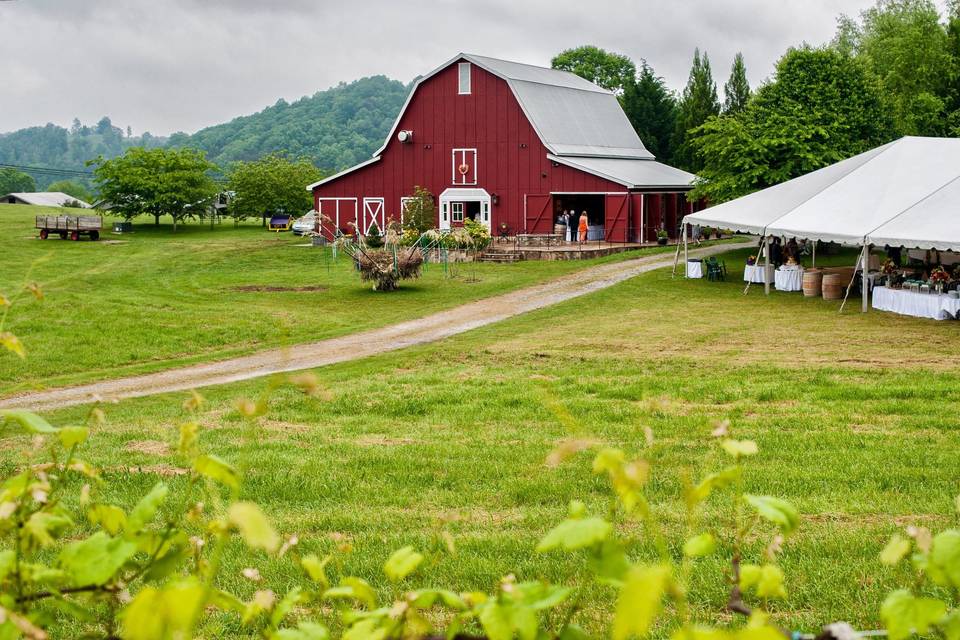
[479,248,523,263]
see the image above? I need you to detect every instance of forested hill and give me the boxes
[167,75,409,170]
[0,75,409,187]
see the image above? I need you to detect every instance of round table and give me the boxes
[774,266,803,291]
[743,264,773,284]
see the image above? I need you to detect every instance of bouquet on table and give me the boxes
[746,255,757,266]
[930,266,950,289]
[880,258,897,275]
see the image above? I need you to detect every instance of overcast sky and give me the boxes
[0,0,948,137]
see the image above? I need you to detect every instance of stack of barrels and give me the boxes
[803,267,856,299]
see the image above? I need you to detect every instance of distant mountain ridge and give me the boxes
[0,76,409,188]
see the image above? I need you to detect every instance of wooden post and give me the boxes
[812,240,817,267]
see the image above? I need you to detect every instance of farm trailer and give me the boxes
[35,215,102,241]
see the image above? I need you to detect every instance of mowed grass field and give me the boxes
[0,203,681,394]
[2,248,957,636]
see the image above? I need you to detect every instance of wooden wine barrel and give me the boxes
[802,270,823,297]
[822,273,846,300]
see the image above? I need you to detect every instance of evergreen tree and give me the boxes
[723,53,751,114]
[621,61,677,160]
[672,49,721,172]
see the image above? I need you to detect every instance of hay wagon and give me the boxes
[35,215,102,241]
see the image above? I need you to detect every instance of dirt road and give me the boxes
[0,242,750,412]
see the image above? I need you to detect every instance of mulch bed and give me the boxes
[231,285,327,293]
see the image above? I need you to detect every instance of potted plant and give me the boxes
[656,229,668,246]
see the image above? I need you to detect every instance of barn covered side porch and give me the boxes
[522,191,700,244]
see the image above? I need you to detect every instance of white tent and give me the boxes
[867,176,960,252]
[679,136,960,312]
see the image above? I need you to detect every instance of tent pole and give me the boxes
[839,244,867,314]
[764,235,771,295]
[683,223,688,277]
[744,236,766,295]
[812,240,817,268]
[862,244,870,313]
[672,232,682,278]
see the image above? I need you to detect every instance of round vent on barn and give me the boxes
[397,130,413,143]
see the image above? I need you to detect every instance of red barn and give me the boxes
[309,54,698,243]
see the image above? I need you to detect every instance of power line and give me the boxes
[0,162,94,178]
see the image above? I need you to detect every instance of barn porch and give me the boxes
[479,238,677,262]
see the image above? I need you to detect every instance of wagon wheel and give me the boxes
[39,229,49,240]
[90,230,100,241]
[70,231,80,241]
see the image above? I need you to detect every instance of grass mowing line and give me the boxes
[5,256,957,635]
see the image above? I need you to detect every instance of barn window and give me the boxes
[458,62,471,95]
[451,202,464,223]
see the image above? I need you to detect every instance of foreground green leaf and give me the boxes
[59,531,137,587]
[743,495,799,534]
[880,589,946,640]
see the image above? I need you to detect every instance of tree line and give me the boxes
[552,0,960,203]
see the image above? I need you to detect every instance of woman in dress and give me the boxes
[578,211,589,243]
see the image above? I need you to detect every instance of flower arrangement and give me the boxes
[746,255,757,266]
[930,266,950,285]
[880,258,897,275]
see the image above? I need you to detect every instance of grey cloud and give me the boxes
[0,0,948,136]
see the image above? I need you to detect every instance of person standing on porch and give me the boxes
[578,211,589,243]
[567,210,576,242]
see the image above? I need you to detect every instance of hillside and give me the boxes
[0,76,409,188]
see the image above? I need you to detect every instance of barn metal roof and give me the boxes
[2,192,92,208]
[373,53,653,161]
[549,155,695,190]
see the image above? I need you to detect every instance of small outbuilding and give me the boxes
[309,53,699,242]
[1,192,92,208]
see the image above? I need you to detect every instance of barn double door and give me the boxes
[524,194,552,234]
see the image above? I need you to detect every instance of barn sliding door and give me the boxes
[362,198,385,235]
[604,193,629,243]
[524,194,552,234]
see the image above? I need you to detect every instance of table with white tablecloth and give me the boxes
[743,264,774,284]
[872,286,960,320]
[686,260,703,279]
[774,266,803,291]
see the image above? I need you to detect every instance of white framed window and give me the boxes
[458,62,471,95]
[451,202,464,223]
[451,148,477,185]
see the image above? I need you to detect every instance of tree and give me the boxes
[400,186,436,234]
[690,47,892,204]
[91,147,219,231]
[621,62,677,160]
[723,53,751,114]
[226,153,324,224]
[46,180,93,203]
[0,168,37,194]
[835,0,954,135]
[672,49,721,172]
[550,45,637,94]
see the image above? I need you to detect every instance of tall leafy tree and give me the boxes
[946,1,960,133]
[551,46,636,94]
[835,0,954,135]
[226,153,324,223]
[691,47,892,203]
[91,147,219,231]
[0,168,37,195]
[621,62,677,160]
[672,49,721,172]
[723,53,751,114]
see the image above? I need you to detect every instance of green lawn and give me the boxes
[0,203,688,394]
[3,247,957,636]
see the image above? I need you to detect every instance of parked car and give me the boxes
[292,212,318,236]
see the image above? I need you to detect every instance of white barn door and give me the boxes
[362,198,385,235]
